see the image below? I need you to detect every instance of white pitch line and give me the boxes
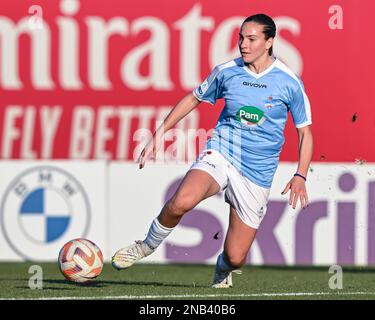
[2,291,375,300]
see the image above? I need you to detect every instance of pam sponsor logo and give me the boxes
[236,106,265,126]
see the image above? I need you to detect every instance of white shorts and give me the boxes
[189,149,270,229]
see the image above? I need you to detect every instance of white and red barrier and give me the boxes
[0,0,374,162]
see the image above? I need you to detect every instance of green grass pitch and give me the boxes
[0,263,375,300]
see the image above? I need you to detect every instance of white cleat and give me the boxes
[112,240,155,270]
[212,269,242,288]
[212,271,233,288]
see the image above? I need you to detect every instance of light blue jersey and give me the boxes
[193,57,312,188]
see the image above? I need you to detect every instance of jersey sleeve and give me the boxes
[289,79,312,128]
[192,66,224,105]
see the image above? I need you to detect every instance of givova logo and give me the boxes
[1,166,91,260]
[236,106,266,126]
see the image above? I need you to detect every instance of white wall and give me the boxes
[1,160,374,266]
[0,161,108,261]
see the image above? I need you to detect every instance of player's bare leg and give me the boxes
[157,169,221,227]
[112,169,220,270]
[212,206,257,288]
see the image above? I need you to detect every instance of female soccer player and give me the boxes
[112,13,313,288]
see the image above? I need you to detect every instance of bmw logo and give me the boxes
[0,166,91,260]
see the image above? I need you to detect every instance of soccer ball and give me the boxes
[58,238,104,283]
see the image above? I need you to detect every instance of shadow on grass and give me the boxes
[43,279,207,288]
[9,278,206,289]
[251,265,375,274]
[15,286,75,291]
[131,263,375,274]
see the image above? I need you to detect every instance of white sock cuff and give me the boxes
[144,217,174,249]
[154,218,174,232]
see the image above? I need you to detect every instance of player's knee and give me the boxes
[167,194,195,216]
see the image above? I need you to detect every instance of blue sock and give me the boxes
[215,252,234,273]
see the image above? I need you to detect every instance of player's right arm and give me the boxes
[137,93,201,169]
[138,62,225,169]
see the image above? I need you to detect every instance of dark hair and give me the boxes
[241,14,276,56]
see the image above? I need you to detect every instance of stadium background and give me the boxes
[0,0,375,268]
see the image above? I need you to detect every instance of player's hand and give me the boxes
[281,176,309,209]
[137,134,162,169]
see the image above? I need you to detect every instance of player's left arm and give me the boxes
[281,125,313,209]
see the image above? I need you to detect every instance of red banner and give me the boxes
[0,0,374,162]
